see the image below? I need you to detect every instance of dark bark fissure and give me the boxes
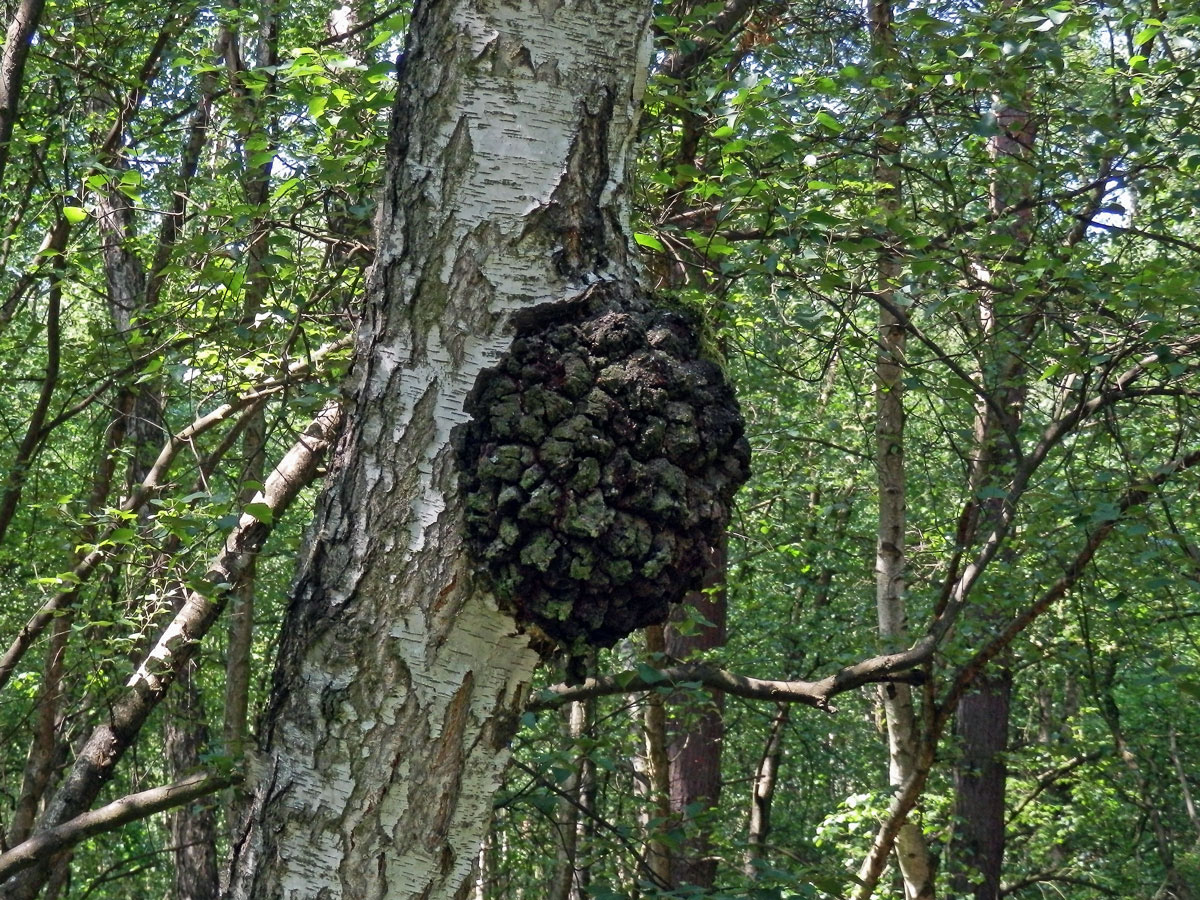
[544,87,620,280]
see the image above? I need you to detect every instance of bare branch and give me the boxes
[0,772,238,882]
[0,219,68,545]
[317,1,409,48]
[528,649,931,714]
[938,446,1200,724]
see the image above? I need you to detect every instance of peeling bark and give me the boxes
[226,0,655,897]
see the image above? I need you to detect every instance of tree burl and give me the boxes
[456,283,750,650]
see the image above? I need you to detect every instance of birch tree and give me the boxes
[224,0,718,896]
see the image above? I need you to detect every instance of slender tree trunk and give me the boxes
[744,703,788,879]
[948,52,1037,900]
[6,616,68,848]
[99,167,222,900]
[225,0,655,897]
[864,1,934,895]
[664,538,727,889]
[0,0,46,187]
[641,626,676,888]
[549,699,593,900]
[222,0,279,805]
[164,667,219,900]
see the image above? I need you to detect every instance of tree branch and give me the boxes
[0,771,238,882]
[938,446,1200,724]
[658,0,757,80]
[528,650,931,714]
[0,402,341,898]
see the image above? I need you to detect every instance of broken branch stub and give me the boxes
[457,284,750,651]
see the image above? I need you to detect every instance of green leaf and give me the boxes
[243,502,275,525]
[110,528,137,545]
[635,662,666,684]
[815,110,843,134]
[633,231,664,252]
[63,206,88,223]
[1133,26,1159,47]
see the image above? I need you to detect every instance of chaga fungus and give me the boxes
[455,285,750,650]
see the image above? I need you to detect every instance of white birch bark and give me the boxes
[227,1,654,897]
[864,1,934,896]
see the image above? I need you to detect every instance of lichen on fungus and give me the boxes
[455,284,750,650]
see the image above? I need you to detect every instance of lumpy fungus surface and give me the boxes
[456,286,750,650]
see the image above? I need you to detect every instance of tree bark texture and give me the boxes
[226,0,654,897]
[867,0,934,893]
[664,542,728,889]
[949,670,1011,900]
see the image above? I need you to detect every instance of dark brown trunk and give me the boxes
[0,0,46,187]
[949,667,1011,900]
[947,39,1036,896]
[664,537,727,889]
[6,616,69,848]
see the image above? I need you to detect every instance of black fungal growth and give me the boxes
[456,285,750,650]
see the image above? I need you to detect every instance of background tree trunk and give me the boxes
[948,55,1037,900]
[664,542,728,889]
[866,0,934,895]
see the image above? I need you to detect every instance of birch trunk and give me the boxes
[226,0,654,897]
[222,0,279,795]
[548,699,592,900]
[865,0,934,895]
